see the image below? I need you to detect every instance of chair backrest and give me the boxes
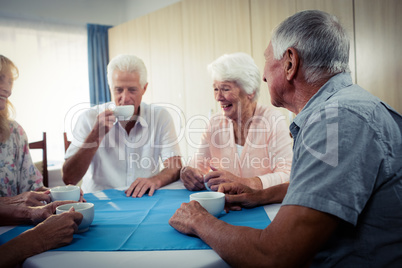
[64,132,71,152]
[28,132,48,187]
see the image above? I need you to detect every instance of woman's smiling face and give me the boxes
[0,72,13,111]
[213,81,253,121]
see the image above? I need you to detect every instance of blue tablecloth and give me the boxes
[0,189,271,251]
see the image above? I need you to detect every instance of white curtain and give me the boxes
[0,17,90,163]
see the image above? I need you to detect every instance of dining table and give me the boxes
[0,181,281,268]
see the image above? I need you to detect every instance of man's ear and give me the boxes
[284,48,299,81]
[142,83,148,95]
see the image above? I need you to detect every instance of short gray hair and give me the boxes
[271,10,350,84]
[107,54,148,88]
[207,52,260,102]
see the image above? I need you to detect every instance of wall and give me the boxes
[108,0,402,160]
[354,0,402,110]
[109,0,253,161]
[250,0,356,108]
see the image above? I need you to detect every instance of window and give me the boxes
[0,17,90,162]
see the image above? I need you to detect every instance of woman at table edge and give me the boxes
[0,55,85,205]
[0,54,48,201]
[181,52,293,191]
[0,55,83,268]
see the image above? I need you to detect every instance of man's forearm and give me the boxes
[154,156,182,188]
[248,176,263,189]
[192,214,269,267]
[62,130,101,185]
[62,147,98,185]
[0,236,29,267]
[154,166,181,188]
[0,204,31,226]
[261,183,289,205]
[0,226,46,267]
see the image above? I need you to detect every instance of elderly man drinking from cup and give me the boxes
[181,52,293,191]
[63,55,182,197]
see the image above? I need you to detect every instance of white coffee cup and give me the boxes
[190,192,225,217]
[204,182,211,191]
[56,203,95,233]
[203,175,211,191]
[50,185,80,202]
[114,105,134,120]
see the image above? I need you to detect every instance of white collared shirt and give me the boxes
[65,102,181,193]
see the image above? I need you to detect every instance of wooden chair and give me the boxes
[64,132,71,152]
[29,132,48,187]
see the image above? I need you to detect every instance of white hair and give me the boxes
[207,52,261,101]
[107,54,148,88]
[271,10,350,84]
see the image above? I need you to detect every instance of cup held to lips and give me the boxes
[113,105,134,120]
[50,185,80,202]
[56,203,95,233]
[190,192,225,217]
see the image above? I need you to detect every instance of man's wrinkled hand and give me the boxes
[93,110,116,139]
[218,182,260,212]
[125,177,158,198]
[169,200,211,235]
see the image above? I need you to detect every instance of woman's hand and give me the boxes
[204,166,243,191]
[1,190,51,207]
[33,206,83,250]
[205,166,262,190]
[180,166,205,191]
[29,201,80,224]
[0,207,83,268]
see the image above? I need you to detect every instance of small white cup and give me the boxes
[190,192,225,217]
[114,105,134,120]
[204,182,211,191]
[56,203,95,233]
[50,185,80,202]
[203,175,211,191]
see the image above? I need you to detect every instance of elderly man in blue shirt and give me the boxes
[169,10,402,267]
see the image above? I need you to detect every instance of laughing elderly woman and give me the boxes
[181,52,293,191]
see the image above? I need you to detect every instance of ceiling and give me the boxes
[0,0,180,27]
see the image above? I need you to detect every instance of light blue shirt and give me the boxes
[283,72,402,267]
